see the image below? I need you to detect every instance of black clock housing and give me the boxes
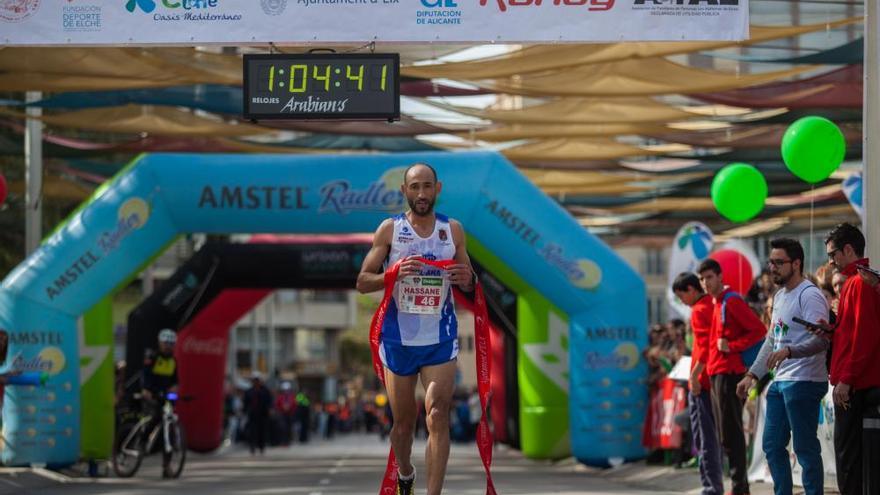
[243,53,400,121]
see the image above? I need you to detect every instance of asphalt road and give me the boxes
[0,433,775,495]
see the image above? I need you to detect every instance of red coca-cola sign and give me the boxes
[180,336,225,356]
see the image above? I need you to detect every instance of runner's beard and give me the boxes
[408,197,435,217]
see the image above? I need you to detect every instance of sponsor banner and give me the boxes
[842,171,865,226]
[2,0,748,45]
[667,222,714,320]
[0,293,80,466]
[641,378,687,450]
[570,302,648,463]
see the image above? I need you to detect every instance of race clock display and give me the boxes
[243,53,400,121]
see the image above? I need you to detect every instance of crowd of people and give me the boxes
[222,376,390,454]
[645,223,879,495]
[217,376,484,455]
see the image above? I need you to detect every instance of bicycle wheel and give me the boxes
[162,421,187,479]
[113,422,145,478]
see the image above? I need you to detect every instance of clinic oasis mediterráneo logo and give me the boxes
[44,197,151,301]
[125,0,242,21]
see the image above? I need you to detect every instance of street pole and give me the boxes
[866,1,880,262]
[24,91,43,255]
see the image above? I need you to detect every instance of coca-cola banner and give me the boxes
[1,0,748,45]
[175,290,267,452]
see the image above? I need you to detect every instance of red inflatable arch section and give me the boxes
[174,234,371,452]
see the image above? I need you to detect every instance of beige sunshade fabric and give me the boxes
[431,97,701,124]
[521,169,708,195]
[0,105,266,137]
[597,196,850,215]
[473,58,816,97]
[501,138,691,162]
[402,17,861,80]
[465,122,673,141]
[0,47,240,91]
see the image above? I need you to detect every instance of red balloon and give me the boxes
[709,249,754,295]
[0,173,6,206]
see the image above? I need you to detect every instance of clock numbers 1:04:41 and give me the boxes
[265,64,388,93]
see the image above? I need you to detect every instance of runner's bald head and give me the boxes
[403,163,438,185]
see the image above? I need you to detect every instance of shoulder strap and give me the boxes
[796,281,820,314]
[720,292,742,326]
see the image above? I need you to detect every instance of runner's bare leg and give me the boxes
[385,368,419,477]
[420,360,457,495]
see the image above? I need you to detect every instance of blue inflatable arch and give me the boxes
[0,151,646,466]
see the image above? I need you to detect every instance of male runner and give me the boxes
[357,163,475,495]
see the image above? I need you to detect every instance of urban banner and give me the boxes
[1,0,748,45]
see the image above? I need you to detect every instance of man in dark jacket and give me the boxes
[244,373,273,455]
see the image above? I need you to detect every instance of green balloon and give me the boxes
[711,163,767,223]
[781,116,846,183]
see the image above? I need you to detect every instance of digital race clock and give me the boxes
[243,53,400,121]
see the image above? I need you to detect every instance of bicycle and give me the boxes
[113,392,187,479]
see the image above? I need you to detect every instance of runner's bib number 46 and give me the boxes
[398,276,447,315]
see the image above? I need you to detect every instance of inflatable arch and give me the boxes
[0,151,647,466]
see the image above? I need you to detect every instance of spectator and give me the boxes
[672,272,723,495]
[737,238,830,495]
[698,258,766,495]
[325,401,339,439]
[295,392,311,443]
[831,270,846,315]
[244,374,273,455]
[275,382,297,445]
[822,223,880,495]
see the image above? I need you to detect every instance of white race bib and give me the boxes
[398,275,447,315]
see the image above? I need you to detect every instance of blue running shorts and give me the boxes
[379,339,459,376]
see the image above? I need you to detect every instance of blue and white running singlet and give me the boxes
[380,213,458,375]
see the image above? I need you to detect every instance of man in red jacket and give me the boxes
[698,259,766,495]
[673,272,723,495]
[822,223,880,495]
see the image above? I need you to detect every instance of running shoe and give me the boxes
[397,468,415,495]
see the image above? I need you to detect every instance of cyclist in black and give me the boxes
[142,328,179,476]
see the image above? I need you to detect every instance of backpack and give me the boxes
[720,292,764,368]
